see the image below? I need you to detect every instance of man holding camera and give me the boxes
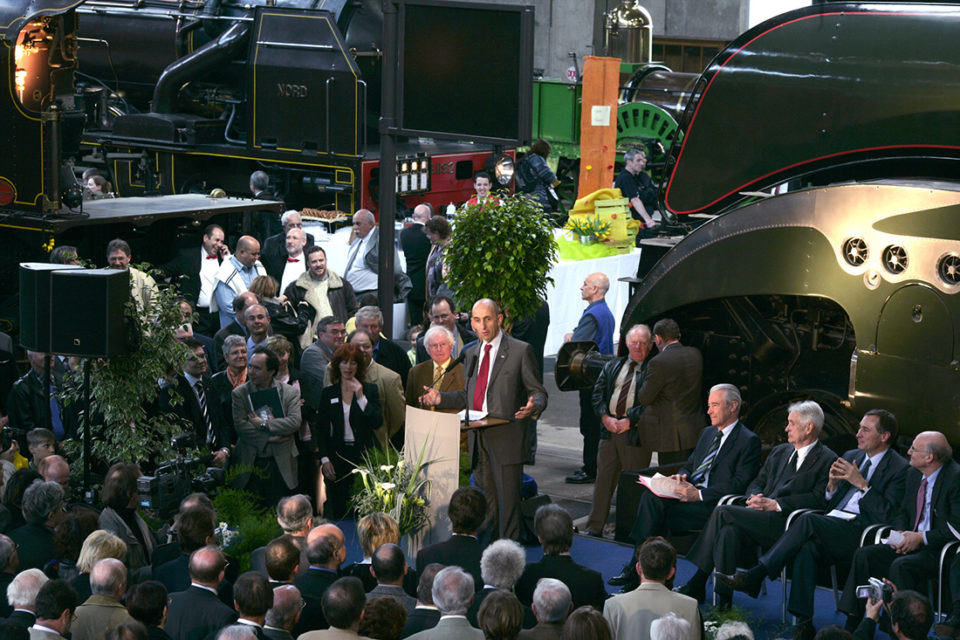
[853,587,933,640]
[838,430,960,629]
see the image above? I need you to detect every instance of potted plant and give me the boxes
[445,193,557,327]
[350,442,434,537]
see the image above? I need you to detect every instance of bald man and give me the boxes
[400,204,433,325]
[293,524,347,635]
[39,455,69,491]
[422,299,547,541]
[838,430,960,627]
[72,558,133,640]
[564,273,615,484]
[166,546,238,639]
[343,209,412,303]
[262,210,315,286]
[213,235,267,328]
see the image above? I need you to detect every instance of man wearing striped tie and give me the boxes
[166,338,231,467]
[719,410,909,640]
[608,384,761,592]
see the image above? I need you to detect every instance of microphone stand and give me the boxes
[463,351,478,431]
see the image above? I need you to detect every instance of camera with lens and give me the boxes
[137,434,226,518]
[0,426,24,451]
[855,577,894,603]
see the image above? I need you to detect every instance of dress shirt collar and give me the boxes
[191,582,218,595]
[793,441,817,467]
[183,371,201,388]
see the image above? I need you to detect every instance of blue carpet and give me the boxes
[334,520,890,640]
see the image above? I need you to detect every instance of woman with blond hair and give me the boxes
[70,529,128,602]
[343,512,418,596]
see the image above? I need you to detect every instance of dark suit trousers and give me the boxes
[839,543,940,617]
[759,512,862,620]
[686,505,787,585]
[579,389,600,476]
[476,431,523,542]
[586,432,651,534]
[629,488,714,547]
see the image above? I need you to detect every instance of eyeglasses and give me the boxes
[427,343,452,350]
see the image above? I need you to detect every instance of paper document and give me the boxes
[825,509,858,521]
[881,531,905,546]
[637,473,681,499]
[458,409,488,421]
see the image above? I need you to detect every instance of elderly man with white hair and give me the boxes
[406,566,482,640]
[71,557,133,640]
[519,578,571,640]
[262,209,315,275]
[468,539,534,629]
[6,568,48,630]
[405,326,466,409]
[650,612,691,640]
[264,584,302,640]
[343,209,412,303]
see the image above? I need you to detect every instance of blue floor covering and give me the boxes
[335,519,890,640]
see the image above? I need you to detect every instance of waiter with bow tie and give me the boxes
[163,224,230,336]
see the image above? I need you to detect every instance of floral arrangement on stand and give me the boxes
[565,215,611,243]
[350,442,435,537]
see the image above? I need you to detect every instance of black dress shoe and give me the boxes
[794,619,816,640]
[673,581,706,604]
[715,570,763,599]
[565,469,596,484]
[607,562,637,586]
[934,610,960,638]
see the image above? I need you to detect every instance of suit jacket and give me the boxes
[232,380,302,489]
[405,361,465,409]
[165,585,237,640]
[591,355,649,442]
[298,628,372,640]
[515,554,608,611]
[313,383,381,463]
[261,231,316,279]
[300,342,335,409]
[154,554,234,606]
[98,507,158,572]
[745,441,837,513]
[210,371,239,444]
[602,582,702,640]
[0,571,13,617]
[374,337,412,388]
[163,246,213,306]
[416,535,482,591]
[294,567,340,600]
[406,616,483,640]
[436,334,548,466]
[680,422,762,505]
[7,609,36,630]
[367,584,417,615]
[890,459,960,548]
[400,223,431,301]
[263,627,294,640]
[8,522,55,571]
[72,595,133,640]
[251,535,310,577]
[518,622,563,640]
[634,342,704,451]
[163,374,230,451]
[401,607,441,638]
[826,448,909,526]
[29,628,64,640]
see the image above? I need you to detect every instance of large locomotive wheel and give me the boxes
[745,389,859,450]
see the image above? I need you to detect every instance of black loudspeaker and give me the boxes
[49,269,129,358]
[19,263,84,351]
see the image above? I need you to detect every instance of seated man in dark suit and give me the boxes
[264,584,302,640]
[264,536,301,587]
[402,563,443,638]
[677,400,837,607]
[519,578,571,640]
[838,430,960,629]
[234,571,274,637]
[515,505,607,611]
[609,383,762,592]
[5,568,47,630]
[416,486,486,590]
[165,546,237,640]
[720,409,909,640]
[292,524,346,636]
[251,495,314,577]
[154,506,233,605]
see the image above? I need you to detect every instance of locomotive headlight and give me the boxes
[493,155,514,185]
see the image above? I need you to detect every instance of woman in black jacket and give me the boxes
[314,343,382,518]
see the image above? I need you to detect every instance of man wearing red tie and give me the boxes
[421,298,548,541]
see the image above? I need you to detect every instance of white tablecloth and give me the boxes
[543,249,642,356]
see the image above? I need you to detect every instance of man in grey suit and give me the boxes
[603,538,701,640]
[422,298,548,541]
[29,579,77,640]
[343,209,412,302]
[233,347,302,506]
[264,585,302,640]
[407,566,483,640]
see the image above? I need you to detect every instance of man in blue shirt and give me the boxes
[564,273,615,484]
[213,236,266,328]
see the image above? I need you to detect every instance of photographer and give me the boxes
[853,586,932,640]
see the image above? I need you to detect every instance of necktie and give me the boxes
[472,344,493,411]
[614,361,638,418]
[287,258,300,263]
[838,458,872,510]
[787,450,799,473]
[195,381,214,445]
[691,430,723,484]
[914,477,928,531]
[344,239,362,275]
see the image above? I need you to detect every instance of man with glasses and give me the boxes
[406,326,465,409]
[414,296,475,363]
[212,235,267,329]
